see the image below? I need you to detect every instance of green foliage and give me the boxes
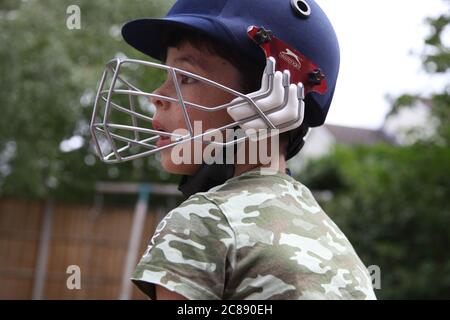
[301,144,450,299]
[387,0,450,145]
[424,11,450,73]
[0,0,176,201]
[300,1,450,298]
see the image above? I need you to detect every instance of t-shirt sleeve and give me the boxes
[131,194,235,300]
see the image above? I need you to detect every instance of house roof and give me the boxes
[324,124,395,145]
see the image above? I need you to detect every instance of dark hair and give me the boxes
[160,27,309,159]
[160,26,264,94]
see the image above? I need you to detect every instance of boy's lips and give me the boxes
[156,135,172,148]
[153,119,172,148]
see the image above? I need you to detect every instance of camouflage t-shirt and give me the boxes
[131,168,376,300]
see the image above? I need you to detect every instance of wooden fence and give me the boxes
[0,197,171,299]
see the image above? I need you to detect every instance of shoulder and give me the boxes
[199,171,323,221]
[165,193,224,223]
[132,194,235,300]
[153,193,233,245]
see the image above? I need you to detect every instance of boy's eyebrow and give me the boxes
[173,54,206,70]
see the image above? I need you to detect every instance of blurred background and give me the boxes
[0,0,449,299]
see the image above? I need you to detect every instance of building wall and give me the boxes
[0,197,164,300]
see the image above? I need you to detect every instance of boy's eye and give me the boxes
[179,75,197,85]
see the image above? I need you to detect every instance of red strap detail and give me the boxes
[247,26,327,95]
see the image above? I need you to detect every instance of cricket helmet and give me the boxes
[91,0,340,163]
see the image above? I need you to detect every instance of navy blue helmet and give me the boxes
[122,0,340,127]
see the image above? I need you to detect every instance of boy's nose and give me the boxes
[150,85,170,110]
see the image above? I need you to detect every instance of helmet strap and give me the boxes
[177,128,240,198]
[177,149,235,198]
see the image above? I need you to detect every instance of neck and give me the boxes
[233,153,287,177]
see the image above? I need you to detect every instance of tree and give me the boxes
[299,1,450,299]
[387,0,450,145]
[0,0,176,201]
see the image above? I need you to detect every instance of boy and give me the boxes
[91,0,376,300]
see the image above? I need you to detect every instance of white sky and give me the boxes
[316,0,449,129]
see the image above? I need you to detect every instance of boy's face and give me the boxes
[152,41,242,175]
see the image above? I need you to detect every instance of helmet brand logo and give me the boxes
[279,48,302,70]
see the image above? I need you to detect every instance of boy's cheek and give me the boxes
[159,147,201,175]
[187,109,232,131]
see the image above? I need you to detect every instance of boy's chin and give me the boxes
[159,155,200,176]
